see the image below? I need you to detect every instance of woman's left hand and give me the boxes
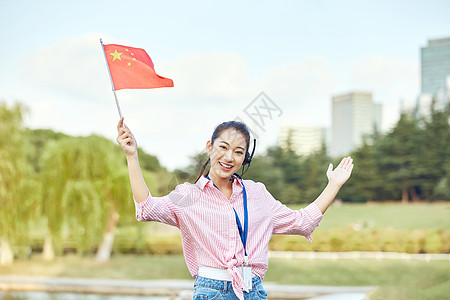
[326,156,354,187]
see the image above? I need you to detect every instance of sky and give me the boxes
[0,0,449,170]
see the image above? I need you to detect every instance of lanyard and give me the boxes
[207,175,249,264]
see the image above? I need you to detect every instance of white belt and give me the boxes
[198,266,233,281]
[198,266,258,282]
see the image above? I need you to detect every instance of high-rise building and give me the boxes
[421,37,450,96]
[331,92,381,157]
[279,126,327,156]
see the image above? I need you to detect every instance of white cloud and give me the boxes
[20,32,112,103]
[351,56,419,100]
[259,57,335,127]
[163,52,256,102]
[261,56,335,103]
[350,55,420,130]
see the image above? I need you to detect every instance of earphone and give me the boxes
[239,138,256,177]
[242,138,257,166]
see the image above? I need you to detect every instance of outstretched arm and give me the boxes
[313,156,354,214]
[116,117,150,203]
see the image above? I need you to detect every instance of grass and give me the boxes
[290,203,450,231]
[3,203,449,299]
[0,254,191,280]
[1,254,449,300]
[266,257,450,300]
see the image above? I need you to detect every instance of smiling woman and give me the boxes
[116,118,354,300]
[196,121,251,191]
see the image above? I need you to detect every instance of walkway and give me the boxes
[0,276,376,299]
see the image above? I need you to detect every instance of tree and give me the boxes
[26,129,68,173]
[377,113,424,203]
[418,101,450,201]
[40,135,131,259]
[245,154,285,200]
[298,145,330,203]
[137,147,163,172]
[0,103,38,265]
[173,151,209,184]
[341,137,382,202]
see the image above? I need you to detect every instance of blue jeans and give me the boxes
[193,276,268,299]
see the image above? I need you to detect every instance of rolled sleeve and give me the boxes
[134,187,186,228]
[299,202,323,242]
[268,187,323,242]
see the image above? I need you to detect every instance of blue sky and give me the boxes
[1,0,449,170]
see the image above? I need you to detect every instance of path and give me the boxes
[0,276,376,299]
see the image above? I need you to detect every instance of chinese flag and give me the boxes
[103,44,173,90]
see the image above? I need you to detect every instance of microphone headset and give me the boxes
[228,138,256,180]
[243,138,256,167]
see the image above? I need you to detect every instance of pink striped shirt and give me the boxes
[134,175,323,299]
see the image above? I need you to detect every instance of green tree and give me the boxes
[245,154,285,200]
[173,151,209,184]
[433,159,450,200]
[298,145,330,203]
[137,147,163,172]
[419,102,450,201]
[377,113,424,203]
[0,103,38,265]
[26,129,68,173]
[341,137,382,202]
[40,135,131,258]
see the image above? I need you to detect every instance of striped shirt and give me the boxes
[134,175,323,299]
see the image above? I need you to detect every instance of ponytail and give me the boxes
[195,158,210,182]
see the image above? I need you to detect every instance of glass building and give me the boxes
[421,37,450,96]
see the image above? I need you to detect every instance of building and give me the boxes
[279,126,327,156]
[421,37,450,96]
[331,91,382,157]
[418,37,450,115]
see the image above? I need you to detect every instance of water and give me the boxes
[0,292,169,300]
[306,293,367,300]
[0,292,369,300]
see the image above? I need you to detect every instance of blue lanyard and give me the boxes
[207,175,249,258]
[234,183,248,258]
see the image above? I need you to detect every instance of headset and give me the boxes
[240,138,256,177]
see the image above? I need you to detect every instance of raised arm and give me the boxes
[313,156,354,214]
[116,117,150,203]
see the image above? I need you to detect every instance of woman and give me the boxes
[116,118,354,300]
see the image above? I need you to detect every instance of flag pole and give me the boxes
[100,38,123,119]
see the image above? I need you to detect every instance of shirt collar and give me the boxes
[195,174,243,191]
[195,175,209,190]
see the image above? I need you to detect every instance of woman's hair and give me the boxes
[195,121,251,182]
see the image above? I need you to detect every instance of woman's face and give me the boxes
[206,128,247,180]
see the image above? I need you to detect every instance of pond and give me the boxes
[0,292,170,300]
[0,291,368,300]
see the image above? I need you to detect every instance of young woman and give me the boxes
[116,118,354,300]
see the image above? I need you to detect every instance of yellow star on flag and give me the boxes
[110,49,123,61]
[102,42,174,90]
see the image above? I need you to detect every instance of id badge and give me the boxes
[238,266,253,290]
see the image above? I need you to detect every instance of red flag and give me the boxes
[103,44,173,90]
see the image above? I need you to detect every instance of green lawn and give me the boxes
[266,257,450,300]
[290,203,450,231]
[1,254,448,300]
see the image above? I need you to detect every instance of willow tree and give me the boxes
[0,103,38,265]
[40,134,131,259]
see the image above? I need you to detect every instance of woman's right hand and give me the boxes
[116,117,138,157]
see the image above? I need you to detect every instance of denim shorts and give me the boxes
[193,275,268,300]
